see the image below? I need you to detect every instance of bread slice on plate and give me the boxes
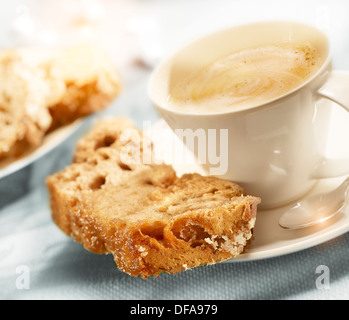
[0,45,121,161]
[46,118,261,278]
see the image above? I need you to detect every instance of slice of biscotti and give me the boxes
[0,45,121,161]
[46,117,261,278]
[47,45,122,130]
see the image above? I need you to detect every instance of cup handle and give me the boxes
[311,70,349,179]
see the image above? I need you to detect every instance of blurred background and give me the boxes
[1,0,349,66]
[1,0,349,64]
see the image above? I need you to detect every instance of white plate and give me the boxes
[234,177,349,262]
[0,120,83,180]
[150,119,349,263]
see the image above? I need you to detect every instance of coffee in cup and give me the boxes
[149,21,349,209]
[167,42,324,113]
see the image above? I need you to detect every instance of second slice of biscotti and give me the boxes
[0,45,121,161]
[46,117,261,278]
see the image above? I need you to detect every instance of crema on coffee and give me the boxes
[167,42,323,113]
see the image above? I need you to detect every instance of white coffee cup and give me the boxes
[148,21,349,209]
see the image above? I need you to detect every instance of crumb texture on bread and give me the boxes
[46,118,261,278]
[0,45,121,161]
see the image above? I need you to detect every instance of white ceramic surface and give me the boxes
[148,21,349,209]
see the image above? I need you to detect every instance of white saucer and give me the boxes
[150,119,349,263]
[234,177,349,262]
[0,120,82,180]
